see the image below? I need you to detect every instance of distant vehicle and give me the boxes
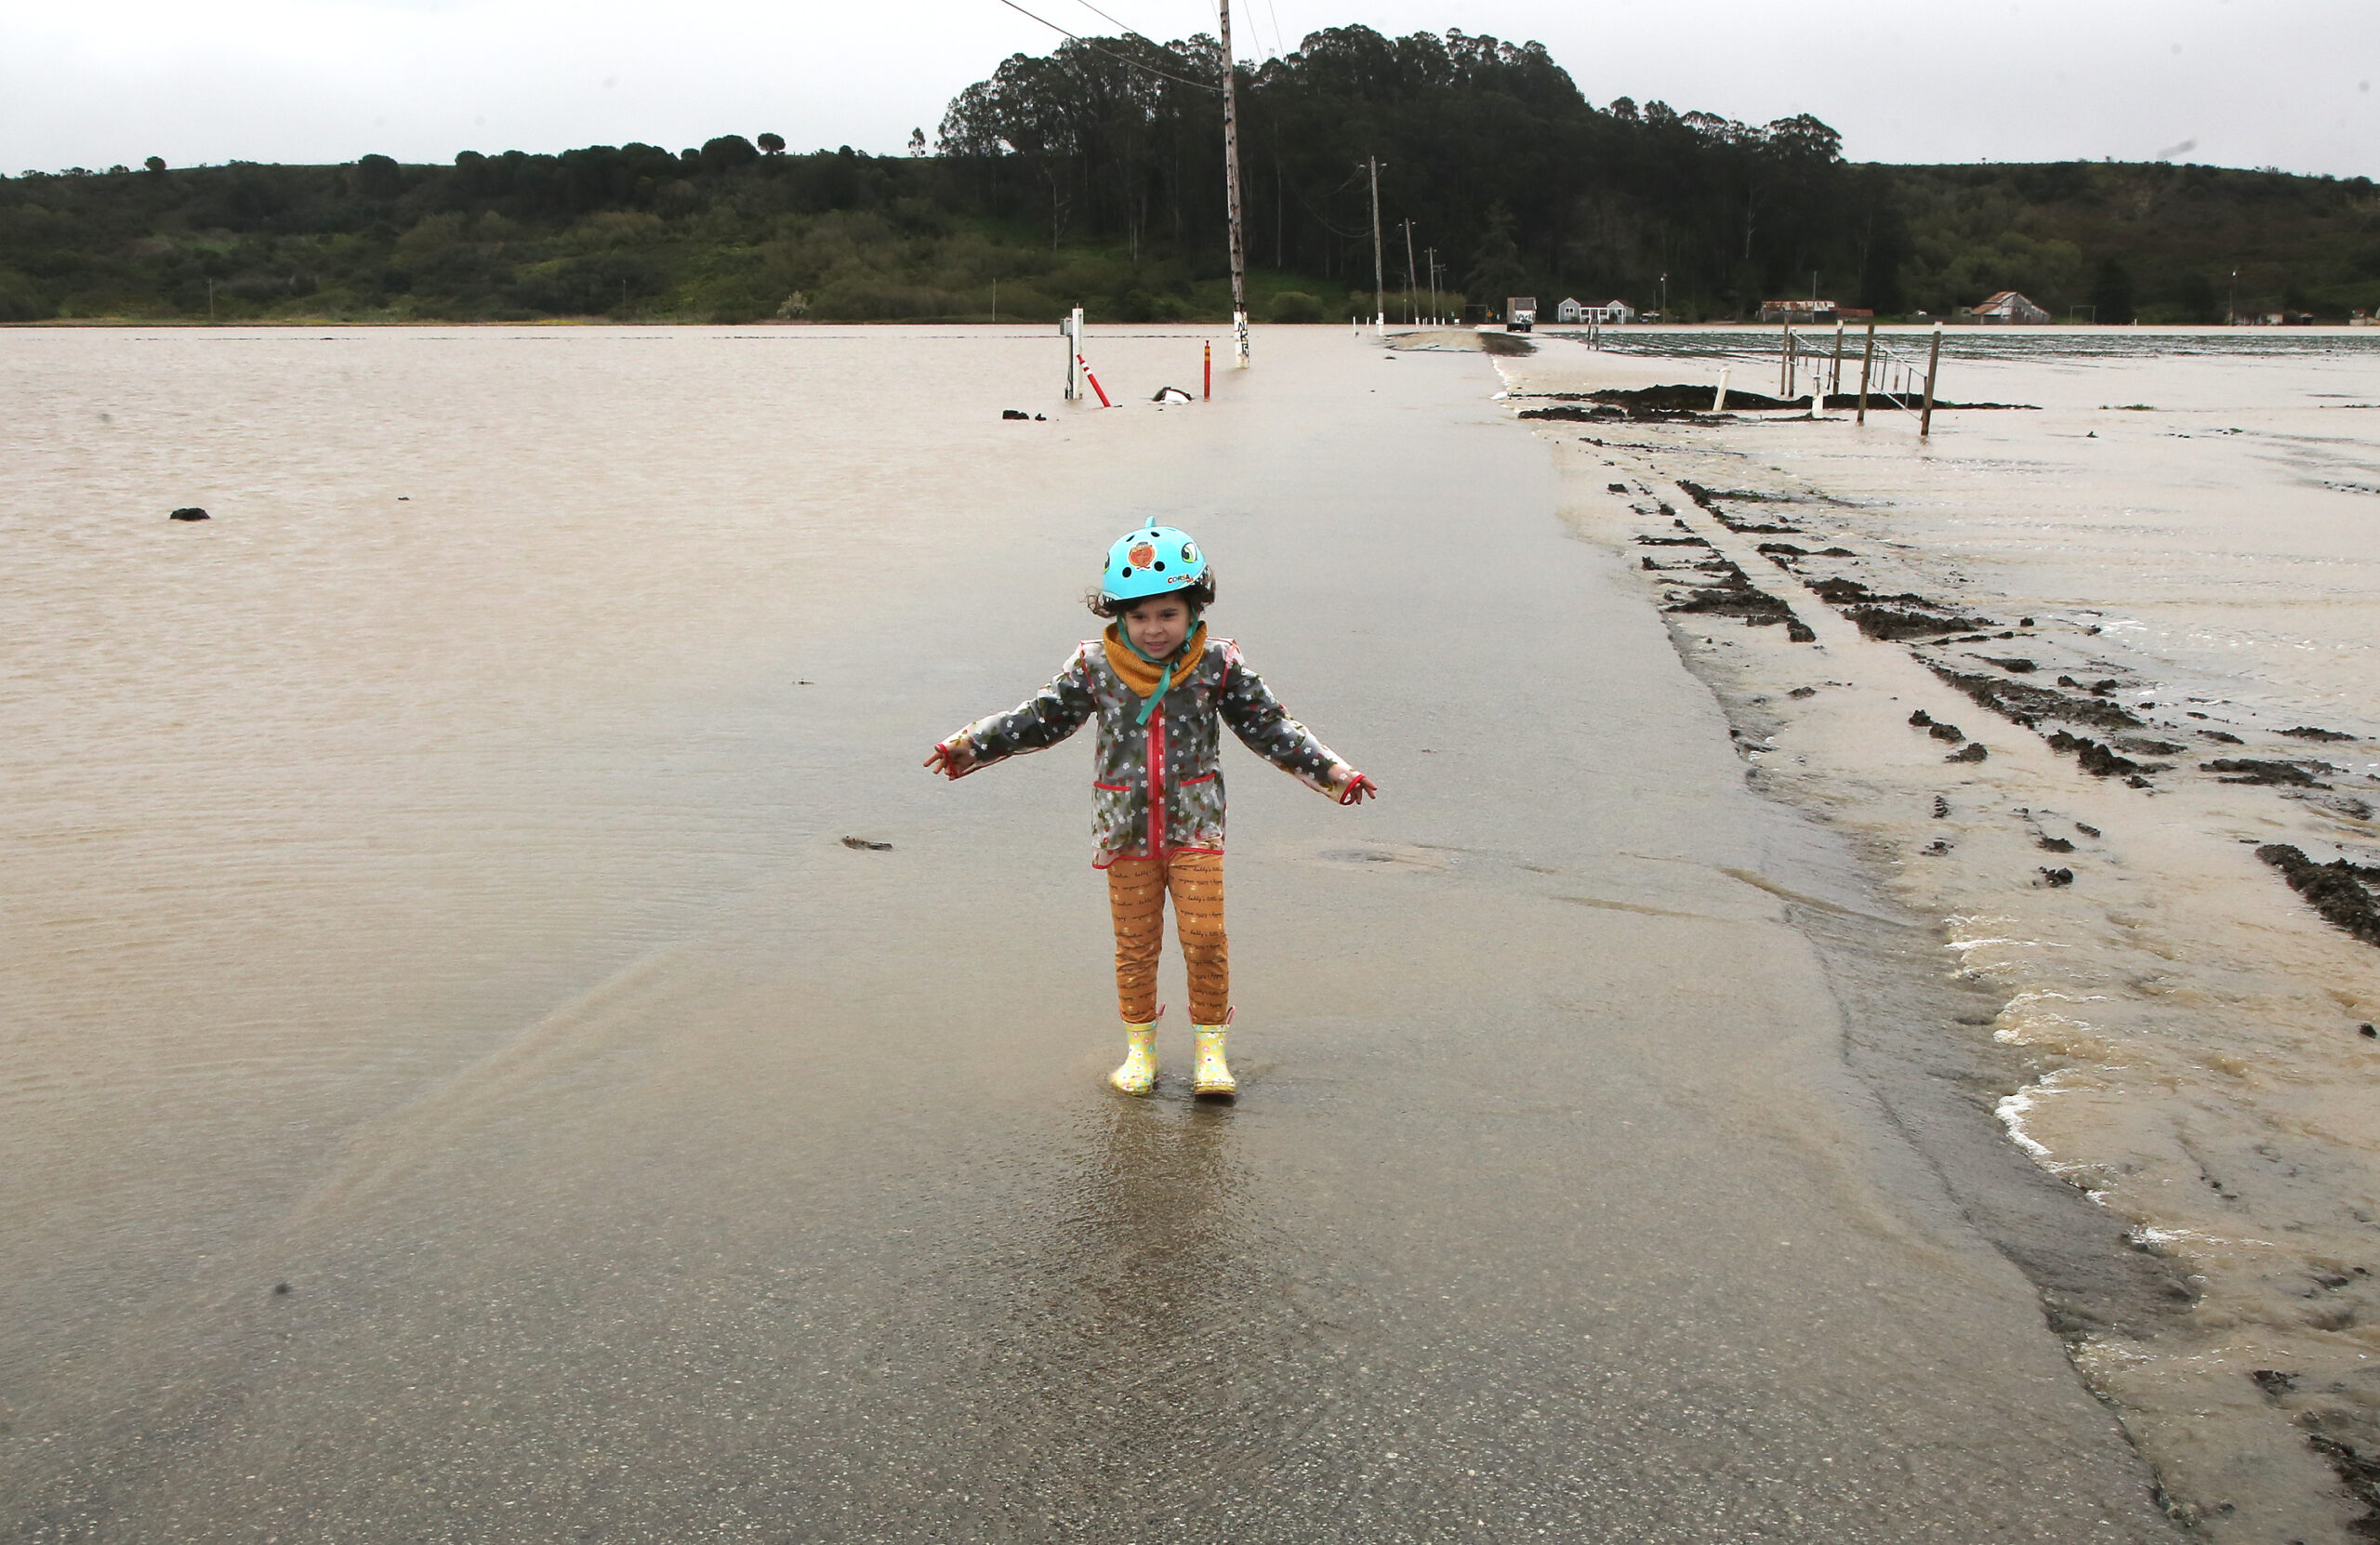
[1505,296,1537,332]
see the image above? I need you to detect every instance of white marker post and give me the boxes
[1712,366,1731,414]
[1064,307,1085,401]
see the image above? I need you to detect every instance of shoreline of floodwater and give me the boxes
[1498,330,2380,1543]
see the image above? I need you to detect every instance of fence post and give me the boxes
[1831,321,1845,397]
[1857,321,1875,425]
[1920,324,1942,438]
[1779,324,1792,398]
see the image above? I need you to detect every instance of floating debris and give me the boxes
[2204,759,2332,788]
[2255,845,2380,947]
[1662,553,1818,641]
[2047,731,2157,781]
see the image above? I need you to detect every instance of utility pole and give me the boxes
[1367,155,1384,333]
[2228,266,2238,326]
[1400,218,1418,324]
[1425,248,1439,324]
[1218,0,1249,365]
[1659,271,1668,322]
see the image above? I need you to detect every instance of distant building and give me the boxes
[1837,307,1875,321]
[1966,290,2052,324]
[1557,297,1636,324]
[1759,298,1838,323]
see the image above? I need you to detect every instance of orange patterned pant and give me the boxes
[1106,850,1229,1025]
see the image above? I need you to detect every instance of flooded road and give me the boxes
[3,327,2169,1539]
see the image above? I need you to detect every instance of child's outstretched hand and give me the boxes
[924,739,974,779]
[1333,766,1380,806]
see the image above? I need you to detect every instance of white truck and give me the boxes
[1505,297,1537,332]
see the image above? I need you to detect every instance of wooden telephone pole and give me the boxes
[1219,0,1249,365]
[1368,155,1383,332]
[1400,218,1418,324]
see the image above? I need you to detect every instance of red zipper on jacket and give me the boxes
[1145,712,1166,859]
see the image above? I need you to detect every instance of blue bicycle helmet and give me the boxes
[1100,525,1208,603]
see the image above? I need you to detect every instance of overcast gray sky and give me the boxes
[2,0,2371,178]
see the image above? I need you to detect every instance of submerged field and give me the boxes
[1501,324,2380,1542]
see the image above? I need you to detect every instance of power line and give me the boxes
[1064,0,1231,77]
[1064,0,1166,48]
[1217,0,1276,62]
[1234,0,1280,62]
[987,0,1221,92]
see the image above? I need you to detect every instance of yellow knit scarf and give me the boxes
[1103,619,1207,703]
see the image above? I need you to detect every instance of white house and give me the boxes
[1557,297,1636,325]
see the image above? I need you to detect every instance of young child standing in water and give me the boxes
[924,526,1377,1099]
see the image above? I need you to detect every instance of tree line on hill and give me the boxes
[2,23,2373,325]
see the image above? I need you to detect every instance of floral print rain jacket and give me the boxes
[952,636,1345,865]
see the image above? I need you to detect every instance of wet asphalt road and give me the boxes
[6,332,2175,1542]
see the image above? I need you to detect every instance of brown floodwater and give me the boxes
[1501,325,2380,1544]
[4,324,2177,1541]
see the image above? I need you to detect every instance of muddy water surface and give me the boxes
[4,325,2175,1540]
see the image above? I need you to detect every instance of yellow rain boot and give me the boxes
[1109,1019,1159,1095]
[1192,1025,1236,1099]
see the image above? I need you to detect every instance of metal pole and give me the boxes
[1425,247,1438,324]
[1368,155,1384,333]
[1920,324,1942,438]
[1857,320,1874,425]
[1401,218,1418,325]
[1219,0,1249,366]
[1779,324,1791,398]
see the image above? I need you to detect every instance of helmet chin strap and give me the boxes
[1121,605,1202,726]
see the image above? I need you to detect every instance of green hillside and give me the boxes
[3,26,2372,325]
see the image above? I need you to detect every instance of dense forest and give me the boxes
[4,23,2375,325]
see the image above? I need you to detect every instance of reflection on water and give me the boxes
[1038,1098,1262,1353]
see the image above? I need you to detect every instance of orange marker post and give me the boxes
[1077,354,1112,408]
[1204,340,1211,400]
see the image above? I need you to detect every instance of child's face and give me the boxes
[1120,595,1194,658]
